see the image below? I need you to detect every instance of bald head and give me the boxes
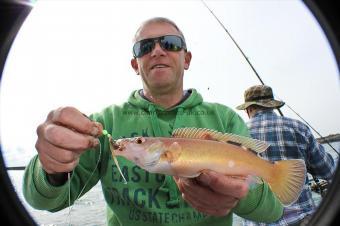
[133,17,186,43]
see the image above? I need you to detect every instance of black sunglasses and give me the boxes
[133,35,187,58]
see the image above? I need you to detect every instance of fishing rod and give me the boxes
[201,0,338,155]
[6,166,26,170]
[200,0,283,119]
[284,103,339,156]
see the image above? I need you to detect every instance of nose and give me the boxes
[150,42,166,57]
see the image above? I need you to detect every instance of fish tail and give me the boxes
[268,159,306,206]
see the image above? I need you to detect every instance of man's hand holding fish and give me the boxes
[174,170,249,216]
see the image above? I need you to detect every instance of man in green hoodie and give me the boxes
[23,17,283,226]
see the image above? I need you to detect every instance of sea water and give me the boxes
[8,170,106,226]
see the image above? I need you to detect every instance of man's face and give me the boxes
[131,22,192,94]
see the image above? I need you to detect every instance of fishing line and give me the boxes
[201,0,338,155]
[66,128,128,225]
[281,101,339,155]
[67,131,104,225]
[67,172,71,226]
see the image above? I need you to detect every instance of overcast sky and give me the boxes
[1,0,339,166]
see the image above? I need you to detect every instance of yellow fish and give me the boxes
[110,127,306,206]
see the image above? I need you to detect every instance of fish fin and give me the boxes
[172,127,215,140]
[185,172,201,178]
[172,127,269,153]
[267,159,306,206]
[112,156,128,184]
[169,141,182,153]
[160,142,181,163]
[176,172,201,178]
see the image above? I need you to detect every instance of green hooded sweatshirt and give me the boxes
[23,89,283,226]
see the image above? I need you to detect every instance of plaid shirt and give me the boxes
[242,110,335,226]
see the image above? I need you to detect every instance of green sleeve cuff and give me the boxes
[234,181,283,223]
[34,159,69,197]
[23,155,69,211]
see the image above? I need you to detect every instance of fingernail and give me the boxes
[198,173,211,186]
[91,126,99,137]
[92,138,100,147]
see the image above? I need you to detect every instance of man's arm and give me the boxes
[233,177,283,222]
[226,110,250,137]
[305,128,335,181]
[23,155,70,211]
[23,106,103,211]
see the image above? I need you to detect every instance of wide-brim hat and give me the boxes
[236,85,285,110]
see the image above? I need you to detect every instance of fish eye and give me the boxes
[135,137,145,144]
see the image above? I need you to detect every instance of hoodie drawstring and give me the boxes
[148,105,163,136]
[147,104,183,208]
[173,107,184,130]
[159,176,181,208]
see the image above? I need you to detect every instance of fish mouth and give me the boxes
[110,139,124,151]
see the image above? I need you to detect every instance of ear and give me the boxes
[245,108,250,118]
[131,58,139,75]
[246,107,253,118]
[184,51,192,70]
